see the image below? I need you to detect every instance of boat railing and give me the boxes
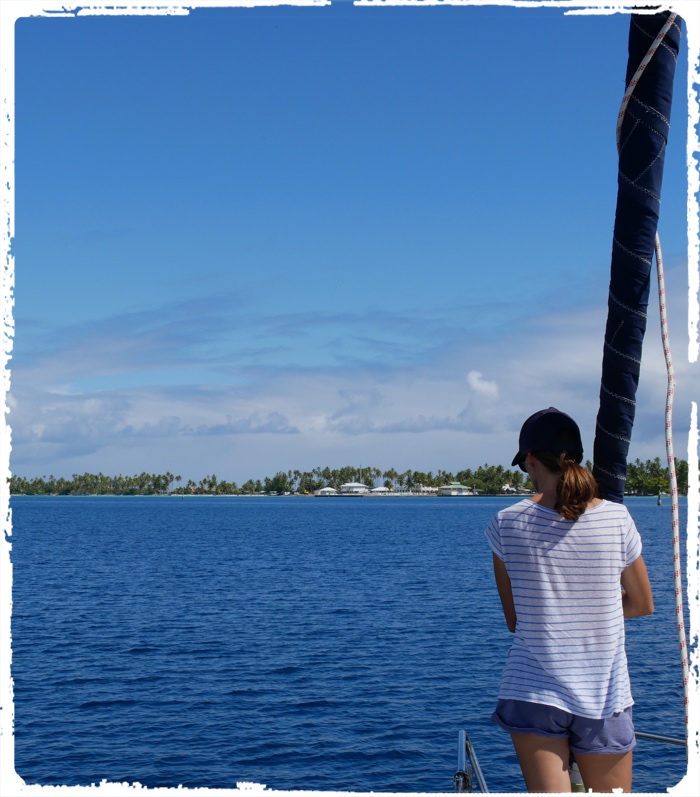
[454,729,488,792]
[635,730,685,746]
[454,729,685,792]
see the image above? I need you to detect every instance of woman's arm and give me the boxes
[620,555,654,618]
[493,553,517,632]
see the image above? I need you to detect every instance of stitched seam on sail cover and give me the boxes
[604,340,642,365]
[618,171,661,204]
[609,290,648,318]
[631,17,678,62]
[594,463,627,482]
[633,148,664,185]
[621,111,666,183]
[659,38,676,61]
[625,109,668,138]
[630,94,670,128]
[601,383,637,406]
[619,119,639,155]
[613,235,653,267]
[596,421,631,444]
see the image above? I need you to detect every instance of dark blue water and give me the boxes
[10,496,689,791]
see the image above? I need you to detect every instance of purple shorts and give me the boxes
[492,699,636,755]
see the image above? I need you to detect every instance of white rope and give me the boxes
[654,231,689,737]
[615,12,689,739]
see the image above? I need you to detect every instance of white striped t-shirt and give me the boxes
[485,498,642,719]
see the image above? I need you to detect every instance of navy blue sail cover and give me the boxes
[593,12,682,503]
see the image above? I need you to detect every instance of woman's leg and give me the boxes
[510,733,571,793]
[574,751,633,793]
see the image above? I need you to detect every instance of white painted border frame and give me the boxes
[1,1,697,795]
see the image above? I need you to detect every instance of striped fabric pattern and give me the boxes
[485,499,642,719]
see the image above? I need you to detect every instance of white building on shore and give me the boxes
[437,482,473,496]
[340,482,370,495]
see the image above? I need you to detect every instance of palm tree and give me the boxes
[383,468,398,489]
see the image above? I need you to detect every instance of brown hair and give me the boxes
[531,451,598,521]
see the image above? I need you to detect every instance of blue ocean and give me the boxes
[9,495,689,792]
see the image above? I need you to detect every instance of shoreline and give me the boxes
[9,492,675,499]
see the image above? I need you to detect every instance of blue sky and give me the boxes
[6,1,698,483]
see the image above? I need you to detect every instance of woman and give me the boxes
[486,408,654,793]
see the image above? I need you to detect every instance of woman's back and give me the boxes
[486,498,641,718]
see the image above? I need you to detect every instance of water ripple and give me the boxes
[10,495,689,792]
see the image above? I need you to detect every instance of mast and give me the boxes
[593,12,682,503]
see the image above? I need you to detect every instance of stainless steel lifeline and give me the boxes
[454,729,489,793]
[453,728,686,791]
[635,730,686,747]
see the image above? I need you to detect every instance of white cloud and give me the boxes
[466,370,499,400]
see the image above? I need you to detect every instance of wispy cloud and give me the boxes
[8,265,697,480]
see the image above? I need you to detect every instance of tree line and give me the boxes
[8,457,692,497]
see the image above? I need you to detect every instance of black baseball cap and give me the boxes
[511,407,584,470]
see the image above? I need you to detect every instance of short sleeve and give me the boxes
[485,515,504,560]
[623,510,642,567]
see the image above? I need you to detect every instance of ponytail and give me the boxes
[531,451,598,521]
